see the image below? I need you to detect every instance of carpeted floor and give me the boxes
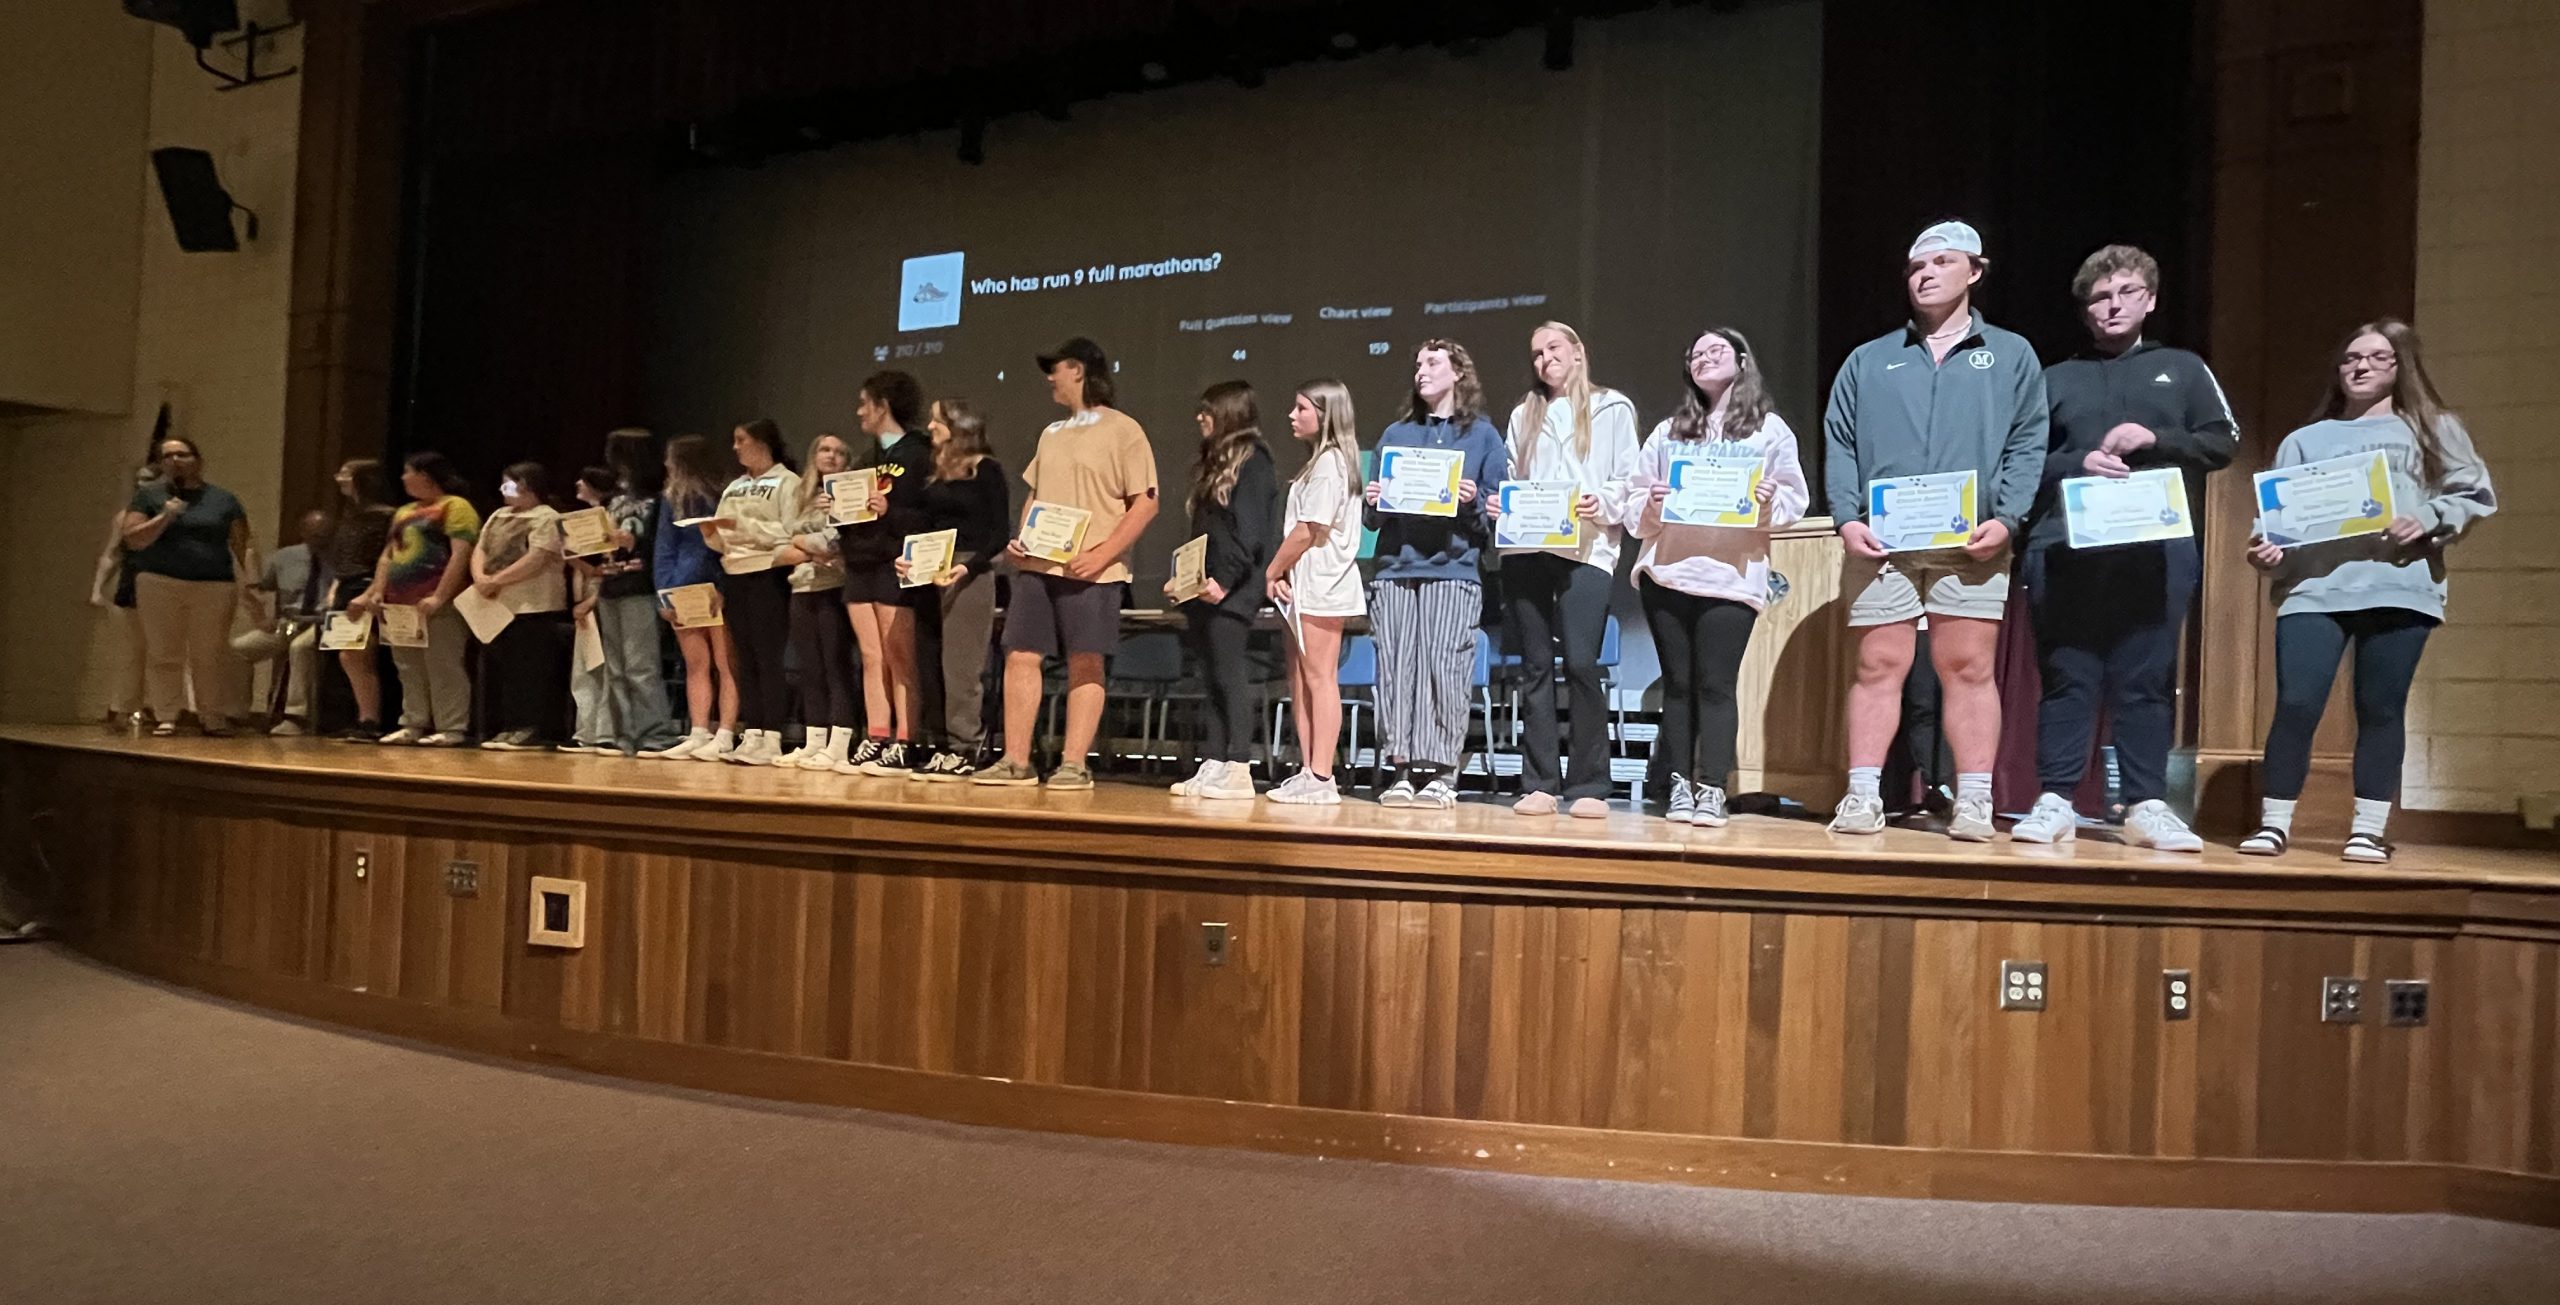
[2,945,2552,1305]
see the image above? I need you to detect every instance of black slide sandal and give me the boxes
[2235,826,2288,856]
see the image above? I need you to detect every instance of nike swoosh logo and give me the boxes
[1885,361,1910,370]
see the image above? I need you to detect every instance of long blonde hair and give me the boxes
[2314,317,2455,488]
[801,432,853,500]
[1514,321,1605,463]
[1187,380,1268,517]
[1291,378,1361,491]
[930,398,992,483]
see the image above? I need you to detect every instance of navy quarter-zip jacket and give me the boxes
[1821,314,2049,535]
[2027,338,2238,552]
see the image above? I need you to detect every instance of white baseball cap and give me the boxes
[1908,220,1985,261]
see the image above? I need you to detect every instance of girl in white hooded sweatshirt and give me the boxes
[1487,322,1641,819]
[1623,327,1809,827]
[702,418,805,765]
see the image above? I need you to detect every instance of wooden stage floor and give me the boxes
[13,723,2552,894]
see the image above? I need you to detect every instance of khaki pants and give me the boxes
[134,573,242,726]
[389,604,471,734]
[281,623,321,722]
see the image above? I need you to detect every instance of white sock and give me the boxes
[2260,797,2297,834]
[1957,773,1993,804]
[1846,767,1882,800]
[2352,797,2392,839]
[712,728,737,752]
[686,726,712,742]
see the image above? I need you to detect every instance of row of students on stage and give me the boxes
[166,219,2497,862]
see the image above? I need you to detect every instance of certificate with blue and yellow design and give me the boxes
[1494,481,1581,550]
[2062,467,2193,549]
[2253,450,2395,546]
[1378,446,1464,517]
[1866,470,1979,552]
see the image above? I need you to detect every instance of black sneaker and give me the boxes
[858,740,910,777]
[332,722,383,744]
[480,728,545,752]
[844,737,885,771]
[916,749,973,783]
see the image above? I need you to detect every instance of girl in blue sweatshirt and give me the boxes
[2240,319,2496,863]
[639,434,742,760]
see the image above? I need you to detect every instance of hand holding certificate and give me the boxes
[379,604,429,648]
[2062,467,2194,549]
[560,507,617,557]
[1495,482,1581,550]
[451,586,515,643]
[899,530,957,588]
[2253,451,2395,547]
[1377,446,1464,517]
[1865,471,1980,552]
[1663,455,1766,528]
[824,470,879,525]
[1017,500,1093,565]
[319,610,374,651]
[659,583,723,629]
[1168,535,1209,603]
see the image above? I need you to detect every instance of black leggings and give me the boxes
[1184,604,1255,763]
[2261,608,2435,802]
[475,609,572,742]
[716,568,794,731]
[1504,551,1614,799]
[1638,577,1758,790]
[789,589,858,730]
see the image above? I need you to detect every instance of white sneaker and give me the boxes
[1200,761,1257,801]
[1412,778,1458,810]
[1170,759,1224,797]
[693,730,738,763]
[267,719,306,737]
[417,731,469,748]
[1948,794,1997,842]
[728,730,780,765]
[1664,775,1696,825]
[1268,770,1339,806]
[1692,784,1730,829]
[2010,792,2077,845]
[641,731,708,760]
[2124,799,2204,853]
[772,739,816,767]
[376,727,422,746]
[1828,792,1886,835]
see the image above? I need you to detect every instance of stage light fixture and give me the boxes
[958,115,986,166]
[1543,11,1575,72]
[1327,31,1359,57]
[1139,60,1170,84]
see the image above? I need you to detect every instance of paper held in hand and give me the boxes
[899,529,957,588]
[378,604,429,648]
[1017,500,1093,565]
[1168,535,1210,603]
[452,587,515,643]
[1377,446,1464,517]
[319,610,374,651]
[2062,467,2194,549]
[1663,455,1766,528]
[560,507,618,557]
[1865,470,1981,552]
[2253,450,2396,547]
[574,611,606,671]
[658,583,723,629]
[1495,481,1581,550]
[825,470,879,525]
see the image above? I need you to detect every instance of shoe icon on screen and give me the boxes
[899,252,964,331]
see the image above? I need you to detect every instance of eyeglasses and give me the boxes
[2339,350,2398,369]
[1686,346,1740,364]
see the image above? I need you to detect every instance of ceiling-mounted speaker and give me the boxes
[122,0,241,50]
[149,147,251,252]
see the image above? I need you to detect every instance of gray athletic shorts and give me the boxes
[1844,549,2009,626]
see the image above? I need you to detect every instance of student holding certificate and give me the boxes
[834,373,936,778]
[974,338,1159,790]
[575,430,685,757]
[1265,380,1366,805]
[1360,339,1509,810]
[1485,323,1640,819]
[2011,246,2238,853]
[2239,319,2497,863]
[1624,327,1809,826]
[770,435,857,771]
[1820,220,2049,840]
[346,452,479,746]
[322,458,396,741]
[638,434,742,761]
[468,463,571,751]
[905,399,1010,780]
[700,419,805,767]
[1165,382,1278,802]
[119,435,256,738]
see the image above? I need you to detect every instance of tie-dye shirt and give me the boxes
[383,495,483,604]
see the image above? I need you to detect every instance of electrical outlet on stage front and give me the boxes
[1998,960,2047,1011]
[2162,968,2193,1020]
[2321,977,2364,1024]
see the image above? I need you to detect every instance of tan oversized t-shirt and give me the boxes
[1018,407,1158,584]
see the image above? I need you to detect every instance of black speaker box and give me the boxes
[123,0,241,50]
[149,147,242,253]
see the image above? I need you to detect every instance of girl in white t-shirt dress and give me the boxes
[1264,378,1366,804]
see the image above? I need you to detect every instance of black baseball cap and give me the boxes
[1037,337,1108,374]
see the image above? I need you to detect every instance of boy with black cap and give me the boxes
[972,337,1159,790]
[1821,220,2049,841]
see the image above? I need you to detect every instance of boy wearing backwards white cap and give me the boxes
[1820,220,2049,840]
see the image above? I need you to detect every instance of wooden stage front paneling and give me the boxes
[5,726,2555,1225]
